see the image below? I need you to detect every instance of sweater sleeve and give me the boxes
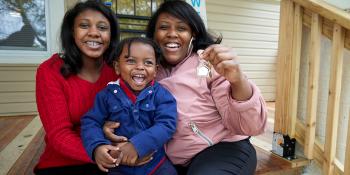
[35,65,91,163]
[81,90,111,160]
[209,72,267,136]
[129,87,177,158]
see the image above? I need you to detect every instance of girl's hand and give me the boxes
[103,121,128,142]
[94,144,119,172]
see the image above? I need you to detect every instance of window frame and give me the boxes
[0,0,64,64]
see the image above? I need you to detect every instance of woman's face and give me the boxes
[154,13,193,65]
[73,9,111,60]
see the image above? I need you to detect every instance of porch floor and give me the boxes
[0,103,305,175]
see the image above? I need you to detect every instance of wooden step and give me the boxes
[0,115,308,175]
[255,146,309,175]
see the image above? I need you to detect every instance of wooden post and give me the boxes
[288,4,303,137]
[275,0,295,134]
[304,13,322,159]
[323,23,345,175]
[345,110,350,175]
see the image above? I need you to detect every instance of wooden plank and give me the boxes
[344,110,350,175]
[302,8,350,50]
[334,159,344,175]
[255,147,292,174]
[0,116,35,152]
[0,116,42,175]
[275,0,295,133]
[287,4,303,137]
[291,0,350,30]
[304,12,322,159]
[323,24,345,175]
[7,128,45,175]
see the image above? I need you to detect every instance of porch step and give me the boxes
[0,115,308,175]
[255,146,309,175]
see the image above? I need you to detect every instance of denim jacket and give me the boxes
[81,80,177,174]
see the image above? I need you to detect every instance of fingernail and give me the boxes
[116,163,119,166]
[197,50,204,57]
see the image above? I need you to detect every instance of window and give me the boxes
[0,0,64,63]
[0,0,47,51]
[102,0,165,40]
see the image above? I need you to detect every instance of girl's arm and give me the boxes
[35,65,91,162]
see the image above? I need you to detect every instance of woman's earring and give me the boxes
[187,37,194,56]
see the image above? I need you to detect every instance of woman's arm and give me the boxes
[200,45,267,136]
[36,65,91,162]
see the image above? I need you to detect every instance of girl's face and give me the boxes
[154,13,193,65]
[73,9,111,60]
[115,42,157,92]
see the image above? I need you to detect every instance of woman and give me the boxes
[104,1,267,174]
[34,1,119,174]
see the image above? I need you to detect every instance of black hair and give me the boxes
[146,0,221,53]
[59,0,119,78]
[113,37,162,66]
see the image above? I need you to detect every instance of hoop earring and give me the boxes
[187,37,195,56]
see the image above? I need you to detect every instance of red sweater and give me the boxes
[35,54,117,169]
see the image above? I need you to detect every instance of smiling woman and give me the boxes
[34,1,119,175]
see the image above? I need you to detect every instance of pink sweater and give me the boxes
[157,53,267,165]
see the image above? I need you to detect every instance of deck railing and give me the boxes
[275,0,350,174]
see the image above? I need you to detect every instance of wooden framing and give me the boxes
[291,0,350,30]
[345,110,350,175]
[277,0,349,174]
[303,12,321,159]
[323,23,345,175]
[275,0,301,136]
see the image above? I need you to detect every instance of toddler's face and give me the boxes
[115,42,157,92]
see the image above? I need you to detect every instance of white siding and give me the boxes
[206,0,280,101]
[0,64,38,116]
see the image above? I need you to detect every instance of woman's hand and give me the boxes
[103,121,128,142]
[199,45,252,100]
[103,121,153,166]
[94,144,119,172]
[110,142,154,166]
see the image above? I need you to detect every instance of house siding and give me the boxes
[0,64,38,116]
[0,0,280,116]
[206,0,280,101]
